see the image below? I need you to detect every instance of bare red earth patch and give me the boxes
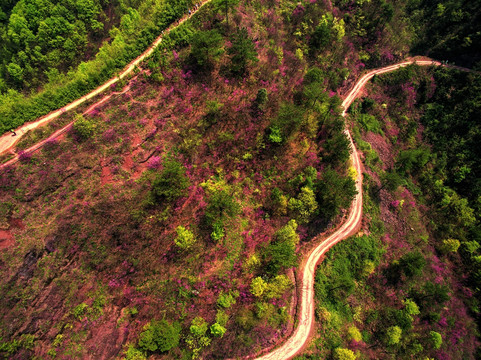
[0,229,14,249]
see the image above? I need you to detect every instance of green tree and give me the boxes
[316,169,357,220]
[190,317,208,337]
[174,226,196,250]
[429,331,442,350]
[385,325,402,346]
[227,27,258,77]
[188,29,223,72]
[217,291,237,308]
[263,238,297,275]
[138,319,181,353]
[210,323,226,338]
[402,298,420,320]
[288,187,318,224]
[347,326,362,342]
[440,238,461,253]
[150,159,190,202]
[274,219,300,246]
[250,277,268,297]
[334,347,357,360]
[73,114,96,139]
[264,275,292,299]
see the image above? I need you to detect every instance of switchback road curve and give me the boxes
[254,59,443,360]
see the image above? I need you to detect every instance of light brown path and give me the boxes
[254,59,446,360]
[0,0,210,157]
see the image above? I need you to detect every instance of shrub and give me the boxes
[217,291,237,308]
[385,326,402,346]
[73,114,96,139]
[334,347,357,360]
[347,326,362,342]
[150,159,190,202]
[264,275,292,299]
[210,323,226,338]
[174,226,196,250]
[190,317,208,337]
[288,187,318,224]
[429,331,442,350]
[138,319,181,353]
[440,238,460,253]
[250,277,268,297]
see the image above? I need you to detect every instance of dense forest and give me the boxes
[0,0,194,134]
[0,0,481,358]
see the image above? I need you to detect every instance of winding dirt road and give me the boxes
[0,0,209,158]
[254,59,443,360]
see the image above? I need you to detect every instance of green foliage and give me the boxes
[315,234,383,318]
[288,186,318,224]
[0,0,191,134]
[204,185,240,242]
[269,103,304,144]
[396,148,430,174]
[385,326,402,346]
[227,27,258,77]
[347,326,362,342]
[402,299,420,319]
[263,223,298,275]
[440,238,461,253]
[210,322,226,337]
[334,347,357,360]
[274,219,300,246]
[316,169,357,220]
[190,316,208,337]
[186,315,211,359]
[138,319,181,354]
[211,220,225,242]
[0,334,36,357]
[264,275,293,299]
[429,331,442,350]
[250,277,268,297]
[381,170,404,192]
[124,345,147,360]
[188,29,223,72]
[72,302,88,319]
[150,159,190,203]
[357,114,383,134]
[73,114,96,139]
[217,291,237,308]
[255,88,268,106]
[385,251,426,284]
[174,225,196,250]
[215,310,229,327]
[268,126,283,144]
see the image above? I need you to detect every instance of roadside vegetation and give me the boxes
[301,65,480,359]
[1,0,480,358]
[0,0,195,134]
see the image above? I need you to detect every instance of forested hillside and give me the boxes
[0,0,194,134]
[299,65,480,359]
[0,0,481,359]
